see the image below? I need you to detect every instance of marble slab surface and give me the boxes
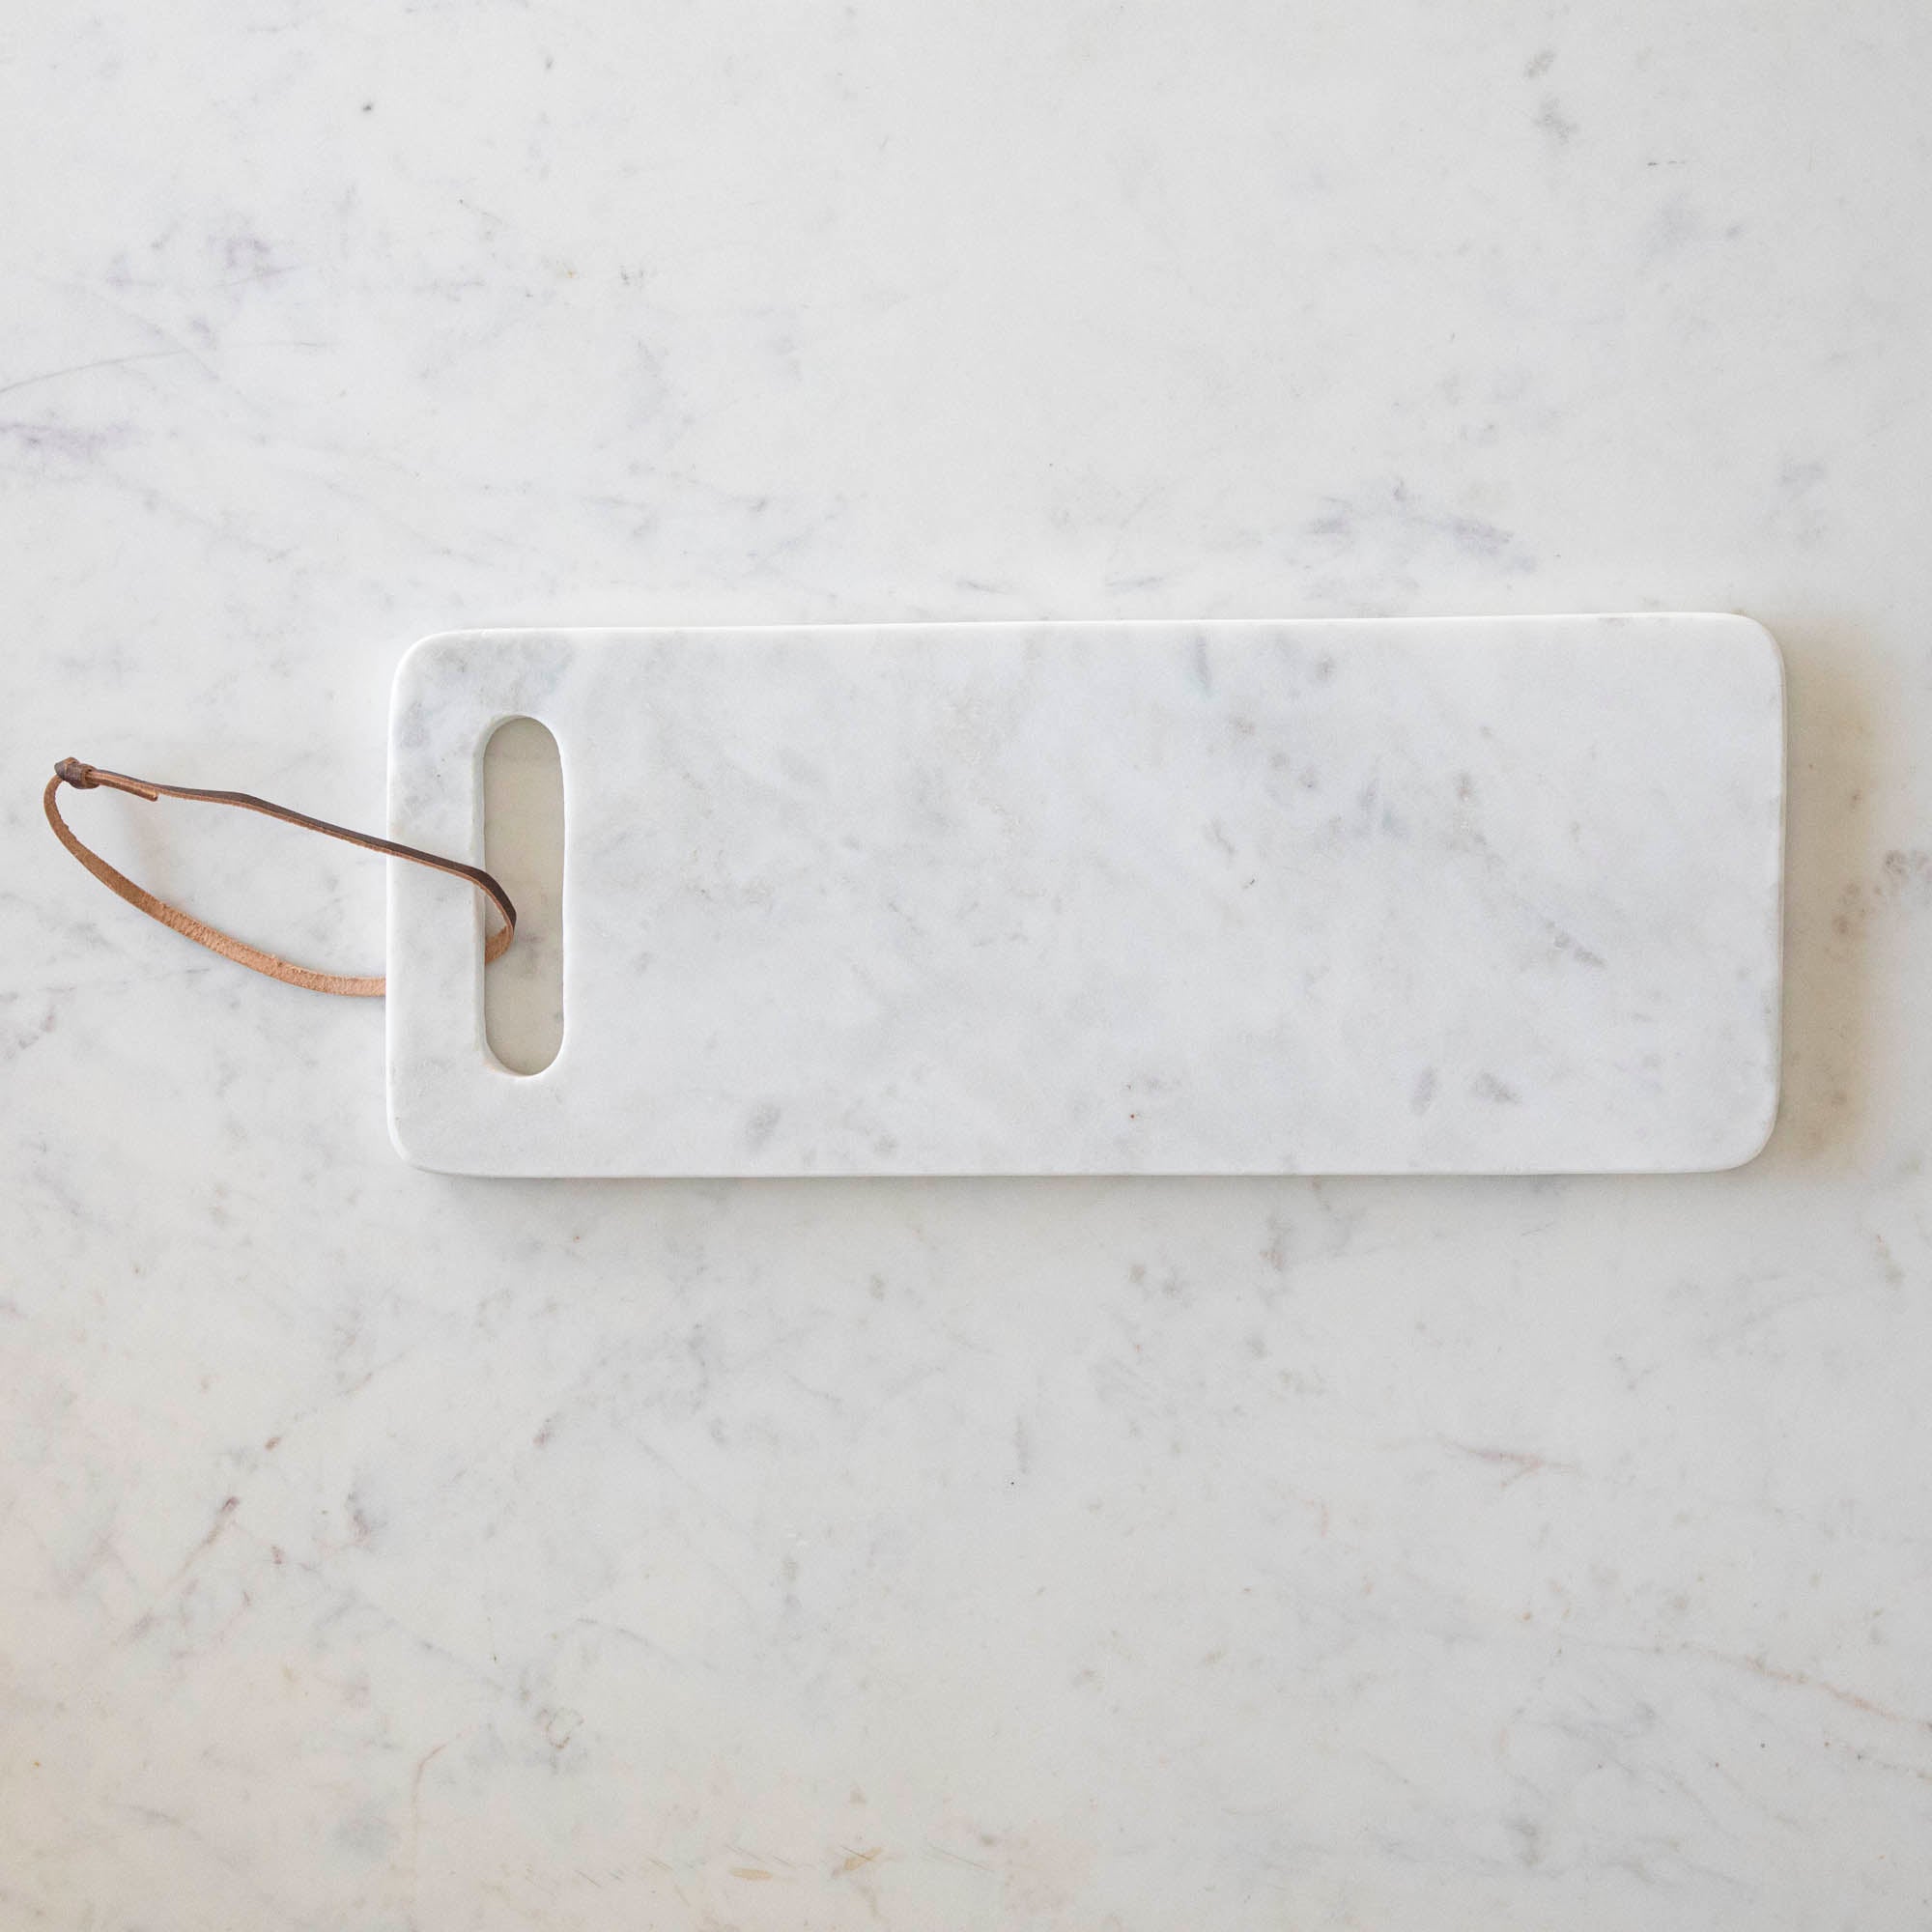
[7,3,1932,1928]
[390,616,1784,1176]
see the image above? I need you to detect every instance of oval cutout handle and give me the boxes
[482,718,565,1073]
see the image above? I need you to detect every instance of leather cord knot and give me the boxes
[44,756,515,998]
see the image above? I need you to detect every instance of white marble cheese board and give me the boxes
[386,616,1784,1177]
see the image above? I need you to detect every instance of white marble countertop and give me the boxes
[5,4,1929,1926]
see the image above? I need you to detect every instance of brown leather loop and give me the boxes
[44,757,515,997]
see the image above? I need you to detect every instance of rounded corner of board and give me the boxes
[392,630,490,703]
[1713,1082,1782,1174]
[385,1095,467,1176]
[1702,611,1787,703]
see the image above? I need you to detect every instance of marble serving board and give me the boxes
[385,616,1784,1177]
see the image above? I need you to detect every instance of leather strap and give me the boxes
[43,757,515,998]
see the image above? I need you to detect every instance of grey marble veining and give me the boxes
[390,616,1784,1176]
